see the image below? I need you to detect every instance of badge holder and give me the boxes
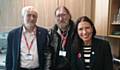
[25,50,33,61]
[59,50,66,57]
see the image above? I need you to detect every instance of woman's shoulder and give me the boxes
[93,37,109,43]
[93,37,110,47]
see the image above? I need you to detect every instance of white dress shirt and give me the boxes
[20,27,39,68]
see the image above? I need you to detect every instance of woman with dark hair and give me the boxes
[71,16,113,70]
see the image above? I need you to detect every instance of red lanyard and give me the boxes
[23,33,35,53]
[61,33,67,48]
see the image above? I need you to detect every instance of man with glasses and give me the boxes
[49,6,75,70]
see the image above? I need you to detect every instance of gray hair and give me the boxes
[21,6,38,17]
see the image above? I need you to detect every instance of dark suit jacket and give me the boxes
[6,26,51,70]
[72,38,113,70]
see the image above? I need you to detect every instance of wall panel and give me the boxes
[0,0,92,31]
[65,0,92,21]
[0,0,23,32]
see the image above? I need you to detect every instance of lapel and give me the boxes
[13,26,23,68]
[36,27,43,57]
[90,38,97,68]
[15,27,22,57]
[36,27,45,69]
[36,27,41,48]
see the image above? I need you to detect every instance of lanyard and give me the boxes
[61,33,67,49]
[23,33,35,54]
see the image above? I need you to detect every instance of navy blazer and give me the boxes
[6,26,51,70]
[72,38,113,70]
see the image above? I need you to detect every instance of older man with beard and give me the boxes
[49,6,79,70]
[6,6,51,70]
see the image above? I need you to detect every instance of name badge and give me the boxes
[59,50,66,57]
[25,54,33,61]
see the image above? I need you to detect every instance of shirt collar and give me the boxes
[57,26,70,36]
[22,26,36,35]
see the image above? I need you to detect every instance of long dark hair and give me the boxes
[73,16,96,47]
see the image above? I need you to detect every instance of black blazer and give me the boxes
[72,38,113,70]
[6,26,51,70]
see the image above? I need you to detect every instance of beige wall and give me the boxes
[0,0,92,32]
[94,0,109,36]
[0,0,23,32]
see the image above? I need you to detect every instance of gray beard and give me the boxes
[59,24,69,32]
